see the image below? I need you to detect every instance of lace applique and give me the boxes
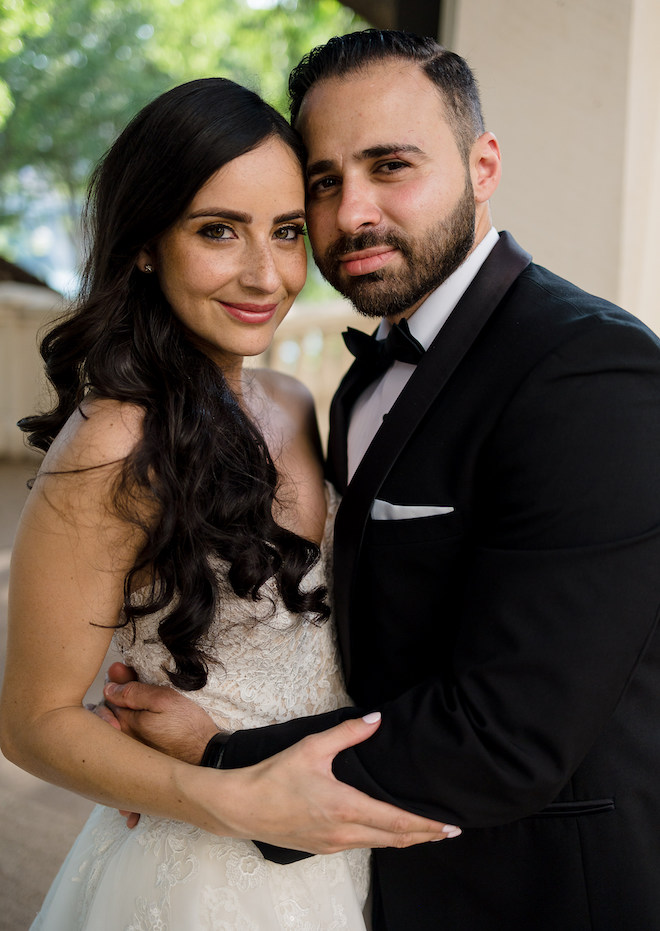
[199,886,260,930]
[125,898,167,931]
[215,843,268,890]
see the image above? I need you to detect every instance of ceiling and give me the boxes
[339,0,443,38]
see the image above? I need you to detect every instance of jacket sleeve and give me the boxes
[220,316,660,844]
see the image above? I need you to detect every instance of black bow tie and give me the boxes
[342,319,425,379]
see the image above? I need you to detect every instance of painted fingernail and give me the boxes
[362,711,381,724]
[444,826,462,838]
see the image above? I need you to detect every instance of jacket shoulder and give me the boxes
[496,260,660,356]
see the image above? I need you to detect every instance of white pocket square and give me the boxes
[370,500,455,521]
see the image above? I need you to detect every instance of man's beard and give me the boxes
[313,179,476,318]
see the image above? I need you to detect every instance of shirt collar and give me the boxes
[377,227,500,349]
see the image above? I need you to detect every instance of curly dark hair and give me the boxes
[289,29,485,164]
[19,77,329,690]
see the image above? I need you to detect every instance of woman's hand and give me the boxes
[194,714,462,854]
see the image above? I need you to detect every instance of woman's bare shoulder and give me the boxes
[41,397,145,475]
[253,369,315,420]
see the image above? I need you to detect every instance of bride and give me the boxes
[0,77,452,929]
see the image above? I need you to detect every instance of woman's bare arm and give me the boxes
[0,399,228,827]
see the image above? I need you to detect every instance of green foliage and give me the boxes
[143,0,360,112]
[0,0,365,279]
[1,0,169,195]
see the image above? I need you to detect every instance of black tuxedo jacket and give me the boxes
[222,233,660,929]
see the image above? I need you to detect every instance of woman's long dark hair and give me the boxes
[19,78,329,690]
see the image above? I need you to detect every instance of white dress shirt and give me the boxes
[347,227,499,481]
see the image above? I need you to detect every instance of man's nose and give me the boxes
[335,180,382,234]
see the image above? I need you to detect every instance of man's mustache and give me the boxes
[324,229,412,262]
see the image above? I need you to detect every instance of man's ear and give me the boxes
[470,132,501,204]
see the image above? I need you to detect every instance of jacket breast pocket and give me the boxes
[366,506,463,546]
[371,500,455,520]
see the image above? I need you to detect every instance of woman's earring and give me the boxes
[144,264,154,273]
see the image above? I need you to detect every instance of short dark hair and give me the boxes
[289,29,485,161]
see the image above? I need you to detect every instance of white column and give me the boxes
[453,0,660,333]
[619,0,660,333]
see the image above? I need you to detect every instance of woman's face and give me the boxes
[141,138,307,375]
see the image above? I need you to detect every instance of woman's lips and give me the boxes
[220,301,279,323]
[339,246,398,276]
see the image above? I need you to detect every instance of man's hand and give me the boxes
[86,662,138,729]
[103,664,220,765]
[210,714,462,854]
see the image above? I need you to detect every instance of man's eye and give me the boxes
[309,177,338,195]
[379,160,407,172]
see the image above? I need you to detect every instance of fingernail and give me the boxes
[431,825,463,842]
[104,682,117,696]
[362,711,381,724]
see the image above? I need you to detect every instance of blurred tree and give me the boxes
[0,0,169,223]
[0,0,364,282]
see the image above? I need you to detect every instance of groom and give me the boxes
[104,30,660,929]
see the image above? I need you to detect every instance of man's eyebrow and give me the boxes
[359,143,425,159]
[306,144,425,178]
[306,158,334,179]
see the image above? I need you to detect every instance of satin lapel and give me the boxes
[327,362,364,493]
[333,232,532,675]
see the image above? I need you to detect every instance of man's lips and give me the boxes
[338,246,398,277]
[219,301,279,323]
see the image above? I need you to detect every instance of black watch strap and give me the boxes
[200,732,229,768]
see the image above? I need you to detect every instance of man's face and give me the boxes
[298,60,477,320]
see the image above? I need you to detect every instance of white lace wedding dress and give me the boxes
[31,487,370,930]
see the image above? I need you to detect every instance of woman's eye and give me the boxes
[200,223,234,240]
[273,225,306,241]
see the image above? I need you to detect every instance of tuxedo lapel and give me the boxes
[332,232,532,673]
[327,358,373,492]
